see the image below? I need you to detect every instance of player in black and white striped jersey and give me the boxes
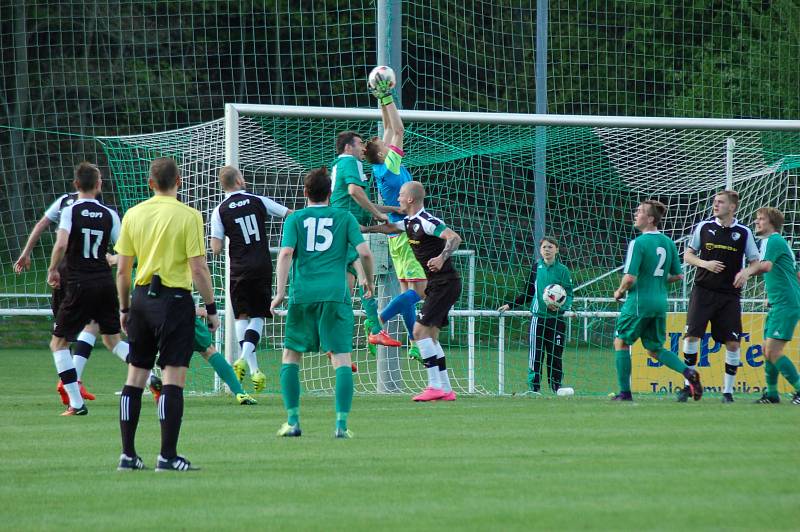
[679,190,760,403]
[46,162,131,415]
[210,166,292,393]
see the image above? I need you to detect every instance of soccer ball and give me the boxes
[542,284,567,308]
[368,65,396,89]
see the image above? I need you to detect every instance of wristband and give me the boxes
[120,308,130,314]
[205,302,217,316]
[379,94,394,106]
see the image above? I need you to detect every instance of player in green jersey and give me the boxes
[611,200,703,401]
[331,131,402,352]
[271,168,375,438]
[734,207,800,404]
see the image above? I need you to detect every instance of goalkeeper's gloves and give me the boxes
[370,79,395,106]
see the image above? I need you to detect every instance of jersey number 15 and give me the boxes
[303,217,333,252]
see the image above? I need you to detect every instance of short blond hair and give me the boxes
[715,190,740,206]
[219,165,241,190]
[756,207,784,231]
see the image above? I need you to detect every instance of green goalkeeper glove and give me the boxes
[369,79,394,105]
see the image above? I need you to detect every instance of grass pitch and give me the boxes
[1,348,798,531]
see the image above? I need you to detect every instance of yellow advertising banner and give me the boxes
[631,313,800,394]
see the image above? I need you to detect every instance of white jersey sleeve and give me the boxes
[260,195,289,218]
[58,204,74,234]
[110,208,122,244]
[688,221,705,251]
[210,205,225,240]
[743,227,760,262]
[44,194,68,223]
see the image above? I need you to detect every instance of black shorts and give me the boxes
[685,285,742,343]
[53,278,120,339]
[230,276,271,318]
[417,275,462,329]
[126,286,195,370]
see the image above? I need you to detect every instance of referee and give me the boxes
[115,157,219,472]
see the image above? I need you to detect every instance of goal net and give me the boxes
[90,106,800,396]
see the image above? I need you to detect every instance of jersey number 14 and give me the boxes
[234,214,261,245]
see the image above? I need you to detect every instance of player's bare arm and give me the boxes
[46,228,69,289]
[382,100,405,151]
[116,254,134,333]
[270,246,293,313]
[210,237,224,255]
[361,222,403,235]
[731,258,762,288]
[428,228,461,272]
[15,215,53,273]
[189,255,219,332]
[685,246,724,273]
[347,183,388,222]
[356,241,375,299]
[614,273,637,301]
[667,274,684,284]
[733,259,771,288]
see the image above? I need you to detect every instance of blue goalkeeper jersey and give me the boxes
[373,145,412,224]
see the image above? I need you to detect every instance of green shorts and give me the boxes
[764,306,800,341]
[193,317,213,353]
[388,233,426,282]
[614,313,666,352]
[284,301,354,354]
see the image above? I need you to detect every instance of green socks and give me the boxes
[775,355,800,392]
[335,366,353,430]
[359,286,382,334]
[280,363,301,425]
[208,353,245,395]
[615,350,632,393]
[657,349,688,374]
[765,360,780,397]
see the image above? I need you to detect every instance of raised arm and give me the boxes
[382,101,405,151]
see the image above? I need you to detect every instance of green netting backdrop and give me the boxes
[2,1,799,395]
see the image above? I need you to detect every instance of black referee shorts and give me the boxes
[127,285,195,370]
[685,285,742,343]
[53,278,120,339]
[230,276,271,318]
[417,275,462,329]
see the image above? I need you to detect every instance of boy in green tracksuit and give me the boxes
[611,200,703,401]
[499,237,573,393]
[734,207,800,404]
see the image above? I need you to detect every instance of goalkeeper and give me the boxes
[330,127,401,351]
[363,76,427,362]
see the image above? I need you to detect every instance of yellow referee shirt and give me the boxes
[115,195,205,291]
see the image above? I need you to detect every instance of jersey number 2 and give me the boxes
[654,247,667,277]
[303,218,334,252]
[234,214,261,245]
